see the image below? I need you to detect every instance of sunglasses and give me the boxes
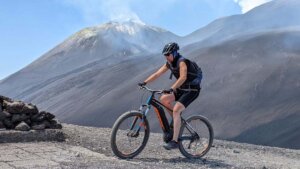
[164,53,171,57]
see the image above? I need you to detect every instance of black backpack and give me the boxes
[188,60,203,85]
[167,56,202,85]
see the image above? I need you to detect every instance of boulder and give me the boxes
[0,121,5,129]
[30,113,40,122]
[11,114,29,123]
[3,118,14,129]
[0,111,9,120]
[22,103,39,115]
[50,119,59,125]
[0,113,4,121]
[42,120,51,128]
[0,95,13,104]
[32,124,46,130]
[31,112,47,122]
[3,101,25,114]
[44,111,55,120]
[0,106,11,120]
[15,121,30,131]
[24,119,31,125]
[50,123,63,129]
[1,110,12,118]
[49,119,62,129]
[0,95,62,131]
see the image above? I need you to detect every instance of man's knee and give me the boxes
[160,95,166,103]
[160,95,171,103]
[173,102,185,116]
[172,109,181,117]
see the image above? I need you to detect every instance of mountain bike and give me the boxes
[110,85,214,159]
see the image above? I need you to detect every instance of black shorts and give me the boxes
[174,85,201,108]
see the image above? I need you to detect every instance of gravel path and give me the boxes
[0,142,147,169]
[63,124,300,169]
[0,124,299,168]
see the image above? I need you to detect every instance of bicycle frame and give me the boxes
[132,86,199,141]
[135,92,173,133]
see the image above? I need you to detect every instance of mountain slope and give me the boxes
[0,20,179,97]
[2,30,298,149]
[184,0,300,45]
[182,30,300,148]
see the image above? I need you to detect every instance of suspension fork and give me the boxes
[128,93,155,136]
[134,93,153,129]
[128,104,151,136]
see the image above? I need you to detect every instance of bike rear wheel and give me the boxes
[110,111,150,159]
[178,115,214,158]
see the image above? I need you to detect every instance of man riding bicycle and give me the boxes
[138,42,201,150]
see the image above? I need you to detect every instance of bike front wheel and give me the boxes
[110,111,150,159]
[178,115,214,158]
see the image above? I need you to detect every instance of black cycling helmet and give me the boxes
[162,42,179,55]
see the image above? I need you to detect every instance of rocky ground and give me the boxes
[0,123,299,169]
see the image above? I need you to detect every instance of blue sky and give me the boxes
[0,0,272,80]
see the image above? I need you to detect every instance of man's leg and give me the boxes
[172,102,185,142]
[163,101,185,150]
[160,94,175,116]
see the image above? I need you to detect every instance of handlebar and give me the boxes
[139,85,164,95]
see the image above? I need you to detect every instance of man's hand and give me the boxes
[162,88,174,94]
[138,82,147,87]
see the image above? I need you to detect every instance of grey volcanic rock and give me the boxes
[22,103,39,115]
[32,123,46,130]
[31,111,47,122]
[0,95,62,130]
[49,119,63,129]
[43,111,55,120]
[15,121,30,131]
[3,101,25,114]
[3,118,14,129]
[0,95,13,104]
[50,123,63,129]
[42,120,51,128]
[0,110,12,121]
[0,121,5,128]
[1,110,11,118]
[11,113,29,123]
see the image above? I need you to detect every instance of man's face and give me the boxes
[164,53,174,63]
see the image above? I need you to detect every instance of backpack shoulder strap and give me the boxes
[168,55,187,80]
[176,56,186,68]
[166,62,170,69]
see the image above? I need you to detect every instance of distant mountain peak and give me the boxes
[70,20,170,41]
[97,20,169,35]
[100,21,145,35]
[109,18,146,26]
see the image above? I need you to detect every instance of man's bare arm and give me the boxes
[171,61,187,90]
[144,64,169,83]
